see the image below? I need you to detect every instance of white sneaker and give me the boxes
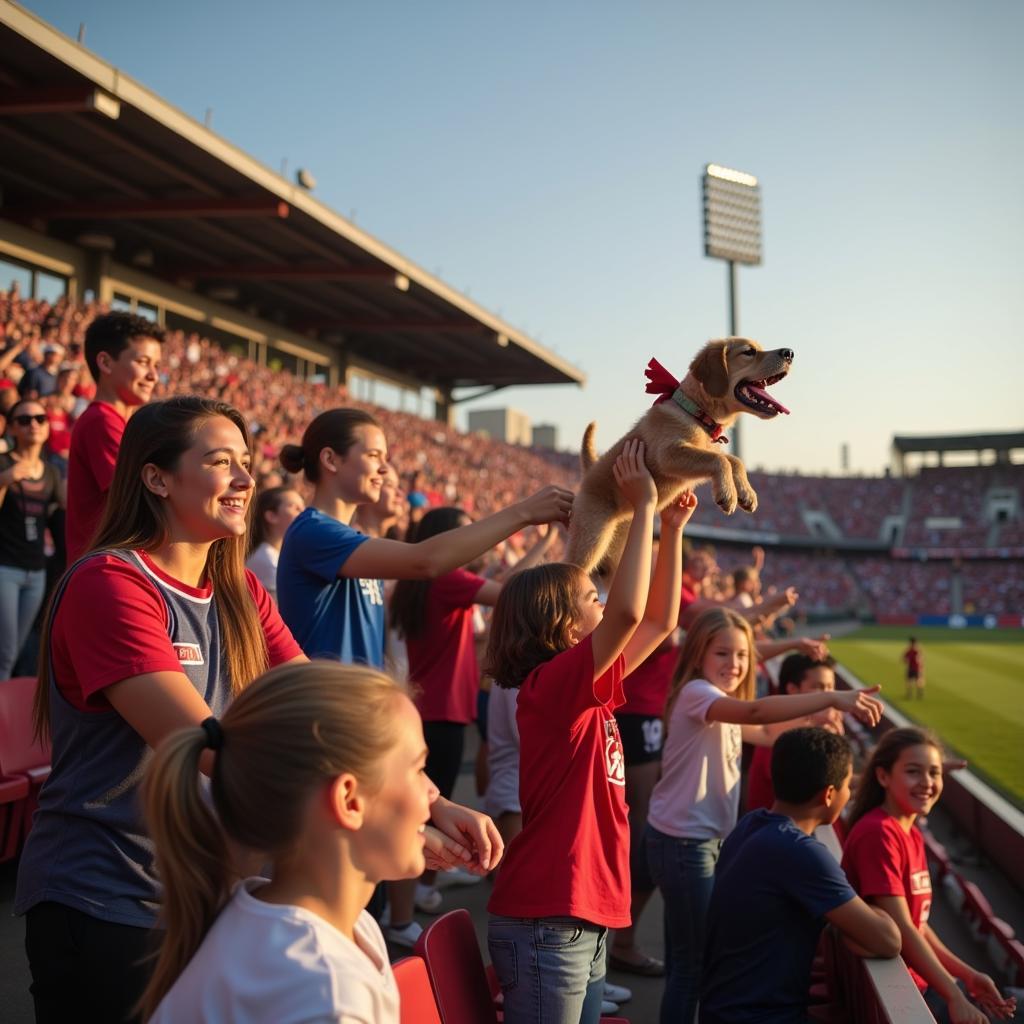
[414,883,443,913]
[600,999,620,1015]
[603,980,632,1004]
[383,920,423,949]
[436,867,484,888]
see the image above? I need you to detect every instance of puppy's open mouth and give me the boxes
[735,372,791,416]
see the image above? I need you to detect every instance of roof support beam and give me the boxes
[11,197,290,220]
[0,85,120,119]
[168,263,405,286]
[450,384,508,404]
[70,113,218,195]
[311,319,486,333]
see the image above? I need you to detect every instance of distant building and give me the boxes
[532,423,558,450]
[468,407,532,446]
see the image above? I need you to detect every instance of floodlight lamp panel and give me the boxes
[705,163,758,187]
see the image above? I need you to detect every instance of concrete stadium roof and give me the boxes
[891,431,1024,455]
[0,0,585,393]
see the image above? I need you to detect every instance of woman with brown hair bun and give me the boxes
[16,395,304,1024]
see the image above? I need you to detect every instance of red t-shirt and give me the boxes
[488,636,630,928]
[841,806,933,991]
[903,648,921,674]
[46,405,73,458]
[66,401,125,561]
[619,645,677,716]
[50,551,302,711]
[406,569,485,724]
[746,743,775,811]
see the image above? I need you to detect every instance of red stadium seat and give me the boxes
[414,910,629,1023]
[0,677,51,843]
[0,771,30,863]
[919,827,952,881]
[393,956,442,1024]
[414,910,500,1024]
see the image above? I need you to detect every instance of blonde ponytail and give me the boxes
[140,660,406,1020]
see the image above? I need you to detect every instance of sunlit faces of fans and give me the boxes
[267,489,305,534]
[877,742,943,822]
[375,465,406,518]
[350,694,438,882]
[701,627,750,693]
[572,569,605,643]
[98,337,162,407]
[786,665,836,695]
[145,415,254,543]
[333,425,390,505]
[10,401,49,448]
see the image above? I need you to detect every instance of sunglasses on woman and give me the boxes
[13,414,48,426]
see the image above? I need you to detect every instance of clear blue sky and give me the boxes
[27,0,1024,474]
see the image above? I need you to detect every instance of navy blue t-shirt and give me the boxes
[276,507,386,667]
[700,810,856,1024]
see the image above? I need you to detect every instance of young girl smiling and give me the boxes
[645,608,884,1024]
[842,728,1016,1024]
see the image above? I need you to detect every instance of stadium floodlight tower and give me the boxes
[702,163,762,460]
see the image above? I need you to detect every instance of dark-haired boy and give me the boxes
[747,653,842,812]
[700,728,900,1023]
[66,313,163,561]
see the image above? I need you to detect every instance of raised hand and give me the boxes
[834,684,884,728]
[613,439,658,510]
[798,634,831,660]
[660,490,698,532]
[516,485,575,527]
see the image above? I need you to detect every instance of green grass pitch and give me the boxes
[829,626,1024,808]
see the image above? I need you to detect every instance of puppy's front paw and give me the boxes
[715,490,738,515]
[737,487,758,514]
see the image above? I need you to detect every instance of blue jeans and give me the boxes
[0,565,46,681]
[644,824,723,1024]
[488,915,607,1024]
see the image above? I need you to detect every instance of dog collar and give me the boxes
[671,390,728,444]
[645,357,729,444]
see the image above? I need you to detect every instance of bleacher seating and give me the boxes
[0,677,50,862]
[2,288,1021,620]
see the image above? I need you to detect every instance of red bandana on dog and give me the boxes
[645,358,729,444]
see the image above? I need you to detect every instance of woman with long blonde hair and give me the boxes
[645,607,884,1024]
[143,660,437,1023]
[16,395,304,1024]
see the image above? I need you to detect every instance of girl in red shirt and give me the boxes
[485,441,696,1024]
[842,728,1015,1024]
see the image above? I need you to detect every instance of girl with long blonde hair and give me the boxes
[16,396,305,1024]
[143,660,437,1023]
[645,607,884,1024]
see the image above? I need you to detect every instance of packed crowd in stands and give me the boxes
[850,557,954,618]
[0,295,1020,1024]
[961,560,1024,617]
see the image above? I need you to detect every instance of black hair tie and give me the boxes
[200,716,225,751]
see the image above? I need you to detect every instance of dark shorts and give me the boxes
[906,670,921,681]
[615,712,664,766]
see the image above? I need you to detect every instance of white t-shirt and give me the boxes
[646,678,742,841]
[246,542,280,601]
[484,684,521,817]
[150,878,399,1024]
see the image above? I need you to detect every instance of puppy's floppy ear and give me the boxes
[690,341,730,398]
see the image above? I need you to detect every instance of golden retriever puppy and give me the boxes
[566,338,793,574]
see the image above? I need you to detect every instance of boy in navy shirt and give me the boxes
[700,728,901,1023]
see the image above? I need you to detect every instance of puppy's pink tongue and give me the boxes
[748,385,790,414]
